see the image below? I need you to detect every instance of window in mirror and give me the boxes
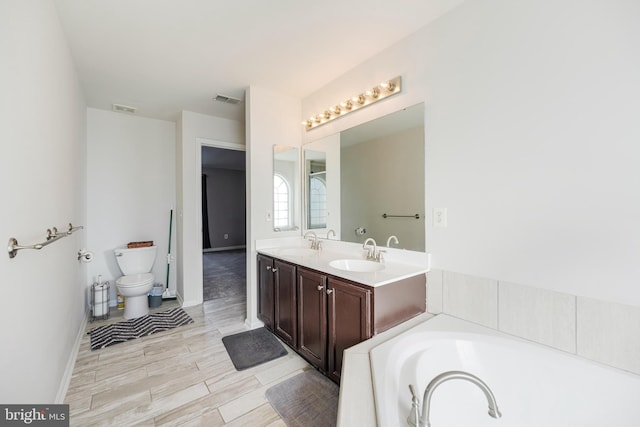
[273,145,300,232]
[273,174,290,228]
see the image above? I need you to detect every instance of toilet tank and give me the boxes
[114,246,157,275]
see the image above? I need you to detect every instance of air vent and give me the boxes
[112,103,137,114]
[214,94,243,105]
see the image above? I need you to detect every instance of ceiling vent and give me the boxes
[112,103,137,114]
[214,94,243,105]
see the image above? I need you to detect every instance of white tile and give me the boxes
[577,297,640,375]
[217,371,301,422]
[498,281,576,353]
[427,269,443,314]
[443,271,498,329]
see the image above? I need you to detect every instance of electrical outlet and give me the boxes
[266,210,272,221]
[433,208,447,228]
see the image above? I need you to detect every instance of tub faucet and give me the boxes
[304,231,321,250]
[407,370,502,427]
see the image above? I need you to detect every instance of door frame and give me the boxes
[195,138,247,301]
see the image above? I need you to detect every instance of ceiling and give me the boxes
[54,0,463,122]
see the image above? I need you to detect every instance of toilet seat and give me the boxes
[116,272,154,288]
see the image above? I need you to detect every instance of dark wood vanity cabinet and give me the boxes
[257,254,275,330]
[273,260,297,347]
[297,268,328,371]
[257,254,297,348]
[297,268,372,382]
[258,254,425,384]
[327,277,372,383]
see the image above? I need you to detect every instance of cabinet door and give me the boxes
[297,268,327,371]
[327,278,372,383]
[274,259,297,347]
[257,254,275,330]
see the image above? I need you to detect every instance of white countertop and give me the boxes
[256,237,430,287]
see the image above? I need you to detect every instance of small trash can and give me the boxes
[148,284,164,308]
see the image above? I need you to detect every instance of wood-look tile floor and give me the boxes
[65,294,312,426]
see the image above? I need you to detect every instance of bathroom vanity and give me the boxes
[256,241,428,383]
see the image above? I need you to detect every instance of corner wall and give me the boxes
[245,86,301,327]
[86,108,176,300]
[0,0,87,402]
[176,111,245,306]
[302,0,640,308]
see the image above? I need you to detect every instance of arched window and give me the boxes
[308,174,327,229]
[273,174,290,228]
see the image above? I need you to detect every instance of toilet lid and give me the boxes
[116,273,154,287]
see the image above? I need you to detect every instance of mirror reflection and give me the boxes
[273,145,300,232]
[303,103,425,250]
[305,150,327,229]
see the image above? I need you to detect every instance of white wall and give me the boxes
[176,111,244,306]
[0,0,86,402]
[302,0,640,308]
[86,109,176,301]
[246,86,301,327]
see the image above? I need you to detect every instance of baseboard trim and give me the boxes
[244,317,264,330]
[203,245,246,253]
[56,309,88,403]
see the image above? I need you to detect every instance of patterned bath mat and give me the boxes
[89,307,194,350]
[222,327,288,370]
[266,369,339,427]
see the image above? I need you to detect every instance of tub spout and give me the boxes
[408,370,502,427]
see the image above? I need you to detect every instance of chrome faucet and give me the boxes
[408,371,502,427]
[363,238,380,261]
[326,229,336,239]
[386,235,399,247]
[304,231,321,250]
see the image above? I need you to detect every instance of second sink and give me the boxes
[329,259,385,273]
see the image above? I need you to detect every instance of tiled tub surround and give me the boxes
[370,314,640,427]
[428,269,640,375]
[337,270,640,425]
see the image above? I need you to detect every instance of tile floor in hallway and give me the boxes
[65,293,313,426]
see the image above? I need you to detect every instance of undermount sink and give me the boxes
[329,259,385,273]
[278,248,318,257]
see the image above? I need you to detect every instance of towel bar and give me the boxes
[7,223,83,259]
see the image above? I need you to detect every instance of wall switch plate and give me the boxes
[224,233,229,239]
[433,208,447,228]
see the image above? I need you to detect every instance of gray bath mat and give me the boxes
[266,369,339,427]
[222,328,288,370]
[89,307,194,350]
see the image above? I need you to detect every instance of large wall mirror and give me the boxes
[273,145,300,232]
[303,103,425,251]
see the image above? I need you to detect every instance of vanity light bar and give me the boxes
[303,76,402,131]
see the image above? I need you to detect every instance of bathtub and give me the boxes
[369,314,640,427]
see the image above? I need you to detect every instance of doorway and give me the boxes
[201,144,247,303]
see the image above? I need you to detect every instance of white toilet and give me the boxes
[114,245,157,320]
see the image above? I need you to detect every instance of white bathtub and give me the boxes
[370,314,640,427]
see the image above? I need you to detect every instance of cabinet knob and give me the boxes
[327,289,333,295]
[266,265,272,271]
[271,268,278,273]
[317,285,323,291]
